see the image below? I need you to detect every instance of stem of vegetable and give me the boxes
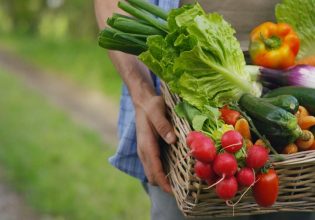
[118,1,169,32]
[127,0,168,20]
[232,104,285,161]
[107,15,165,36]
[112,13,150,25]
[209,62,253,95]
[98,28,147,55]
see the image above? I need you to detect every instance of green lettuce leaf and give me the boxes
[275,0,315,59]
[139,3,261,110]
[174,101,232,142]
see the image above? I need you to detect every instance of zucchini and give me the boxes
[264,86,315,115]
[261,95,299,114]
[239,93,302,151]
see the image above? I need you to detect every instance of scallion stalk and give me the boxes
[127,0,168,20]
[107,14,165,36]
[98,28,147,55]
[118,1,169,32]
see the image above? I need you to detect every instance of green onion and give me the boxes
[98,28,147,55]
[118,1,169,32]
[107,14,165,36]
[127,0,168,20]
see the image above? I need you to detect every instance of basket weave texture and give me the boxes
[160,82,315,218]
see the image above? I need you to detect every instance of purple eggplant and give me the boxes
[259,65,315,88]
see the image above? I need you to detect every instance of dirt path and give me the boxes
[0,47,120,219]
[0,168,42,220]
[0,47,119,146]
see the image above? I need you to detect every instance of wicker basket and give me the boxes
[160,82,315,218]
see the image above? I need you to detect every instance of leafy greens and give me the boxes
[275,0,315,60]
[139,3,261,111]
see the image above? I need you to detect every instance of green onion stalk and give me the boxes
[98,0,169,55]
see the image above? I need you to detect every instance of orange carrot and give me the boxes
[244,138,253,150]
[296,130,314,151]
[309,141,315,151]
[296,106,309,119]
[296,55,315,66]
[234,118,251,140]
[254,139,270,153]
[298,116,315,130]
[254,139,266,147]
[282,143,298,154]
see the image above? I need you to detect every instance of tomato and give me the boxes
[253,169,279,207]
[219,105,240,126]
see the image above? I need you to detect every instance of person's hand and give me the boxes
[135,95,177,193]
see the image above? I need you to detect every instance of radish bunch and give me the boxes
[186,130,270,202]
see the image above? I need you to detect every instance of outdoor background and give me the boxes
[0,0,150,219]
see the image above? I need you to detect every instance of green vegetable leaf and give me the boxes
[275,0,315,59]
[174,101,226,140]
[139,3,261,110]
[192,115,208,131]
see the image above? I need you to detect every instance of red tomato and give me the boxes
[219,106,240,126]
[253,169,279,207]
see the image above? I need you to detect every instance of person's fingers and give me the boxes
[135,110,172,193]
[149,154,172,193]
[144,96,177,144]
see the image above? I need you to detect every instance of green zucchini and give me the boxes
[264,86,315,115]
[261,95,299,114]
[239,93,302,151]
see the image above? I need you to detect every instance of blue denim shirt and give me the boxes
[109,0,180,181]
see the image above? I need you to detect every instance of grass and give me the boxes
[0,34,122,101]
[0,68,150,220]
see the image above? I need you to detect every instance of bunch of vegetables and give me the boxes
[186,117,278,207]
[98,0,315,209]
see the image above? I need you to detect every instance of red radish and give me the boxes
[190,137,216,163]
[236,167,255,187]
[215,176,238,200]
[221,130,243,153]
[213,153,238,177]
[194,160,214,180]
[186,131,206,147]
[246,145,269,169]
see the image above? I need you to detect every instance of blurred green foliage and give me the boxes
[0,0,99,40]
[0,68,150,220]
[0,34,122,101]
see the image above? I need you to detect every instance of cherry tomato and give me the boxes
[253,169,279,207]
[219,105,240,126]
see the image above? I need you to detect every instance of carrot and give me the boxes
[244,138,253,150]
[296,130,314,151]
[254,139,270,153]
[234,118,251,140]
[309,141,315,151]
[298,116,315,130]
[282,143,298,154]
[255,139,266,147]
[296,55,315,66]
[295,106,309,119]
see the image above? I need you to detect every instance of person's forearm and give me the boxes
[94,0,156,108]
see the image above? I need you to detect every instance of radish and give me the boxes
[186,131,206,147]
[221,130,243,153]
[236,167,255,187]
[246,145,269,169]
[213,153,238,177]
[215,176,238,200]
[194,160,214,180]
[190,136,216,163]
